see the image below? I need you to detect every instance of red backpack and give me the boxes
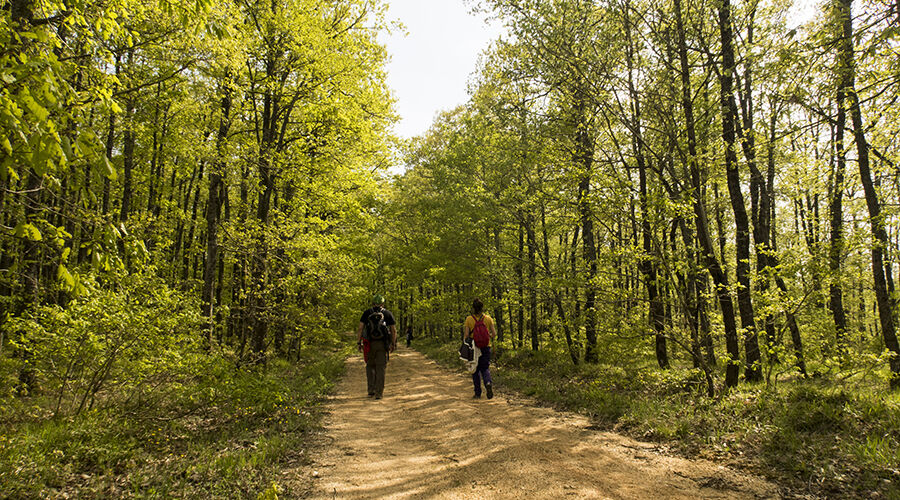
[471,315,490,348]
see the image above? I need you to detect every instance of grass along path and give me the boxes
[302,346,778,499]
[0,349,347,499]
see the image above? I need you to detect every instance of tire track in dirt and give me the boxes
[303,347,779,499]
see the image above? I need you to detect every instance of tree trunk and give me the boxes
[203,76,231,347]
[719,0,761,382]
[526,213,539,351]
[554,290,579,365]
[675,0,741,386]
[573,89,599,363]
[837,0,900,387]
[119,51,136,223]
[492,227,505,344]
[623,0,667,368]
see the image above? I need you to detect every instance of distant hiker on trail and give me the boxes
[405,325,413,347]
[463,298,496,399]
[356,294,397,400]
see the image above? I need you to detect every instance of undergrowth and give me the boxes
[414,336,900,499]
[0,344,349,499]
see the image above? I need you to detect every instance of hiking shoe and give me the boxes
[486,383,493,399]
[472,394,481,399]
[367,393,375,397]
[374,394,383,400]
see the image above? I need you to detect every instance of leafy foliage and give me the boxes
[0,0,394,496]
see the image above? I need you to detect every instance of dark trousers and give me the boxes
[472,346,492,396]
[366,340,388,396]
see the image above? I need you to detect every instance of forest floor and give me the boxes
[293,346,780,499]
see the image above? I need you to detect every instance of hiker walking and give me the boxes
[356,294,397,399]
[463,298,496,399]
[405,325,413,347]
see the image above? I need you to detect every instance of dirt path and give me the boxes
[303,347,779,499]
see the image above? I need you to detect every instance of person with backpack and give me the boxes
[356,294,397,399]
[405,325,413,347]
[463,298,496,399]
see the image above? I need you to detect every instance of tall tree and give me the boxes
[835,0,900,387]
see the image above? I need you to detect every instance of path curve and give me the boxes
[305,346,779,499]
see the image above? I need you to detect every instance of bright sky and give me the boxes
[379,0,504,140]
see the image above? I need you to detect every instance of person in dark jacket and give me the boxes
[356,294,397,399]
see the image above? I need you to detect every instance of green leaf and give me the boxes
[3,157,18,182]
[75,135,93,157]
[22,94,49,122]
[1,136,11,155]
[32,148,48,175]
[74,279,87,296]
[61,136,74,160]
[102,155,117,180]
[57,264,75,291]
[14,222,42,241]
[24,223,41,241]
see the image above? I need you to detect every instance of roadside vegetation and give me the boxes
[1,288,348,498]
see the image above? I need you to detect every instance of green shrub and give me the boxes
[2,268,204,418]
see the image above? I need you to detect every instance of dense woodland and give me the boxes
[385,0,900,394]
[2,0,900,496]
[0,0,393,495]
[1,0,393,395]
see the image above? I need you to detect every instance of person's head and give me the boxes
[472,298,484,315]
[371,294,385,307]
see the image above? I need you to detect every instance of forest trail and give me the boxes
[301,347,779,499]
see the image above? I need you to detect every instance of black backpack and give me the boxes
[365,307,389,341]
[459,339,474,362]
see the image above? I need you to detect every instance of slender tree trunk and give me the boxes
[714,183,727,275]
[675,0,741,386]
[147,85,162,216]
[570,225,581,331]
[203,76,231,347]
[492,227,505,344]
[101,56,120,216]
[837,0,900,387]
[735,9,779,365]
[624,1,667,368]
[719,0,761,382]
[771,222,808,376]
[572,90,599,363]
[119,54,136,223]
[182,161,205,282]
[554,290,579,365]
[516,220,524,349]
[830,28,850,351]
[527,213,539,351]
